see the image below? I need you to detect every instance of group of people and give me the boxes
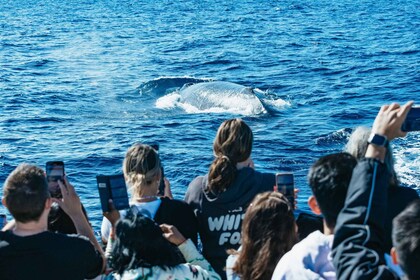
[0,101,419,280]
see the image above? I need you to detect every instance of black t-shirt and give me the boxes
[0,230,103,280]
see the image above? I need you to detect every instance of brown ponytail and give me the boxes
[208,119,253,194]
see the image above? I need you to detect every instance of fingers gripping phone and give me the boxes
[46,161,65,198]
[276,173,295,207]
[402,107,420,132]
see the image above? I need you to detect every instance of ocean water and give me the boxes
[1,0,419,233]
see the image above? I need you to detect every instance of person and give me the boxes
[101,143,198,245]
[2,163,91,235]
[0,164,105,280]
[344,126,419,252]
[103,209,221,280]
[332,101,420,280]
[226,192,297,280]
[271,152,357,280]
[185,118,276,279]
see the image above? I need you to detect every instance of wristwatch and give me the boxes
[367,133,388,147]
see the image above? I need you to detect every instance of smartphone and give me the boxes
[0,214,6,229]
[150,143,165,196]
[46,161,65,198]
[402,107,420,132]
[97,174,130,212]
[276,173,295,207]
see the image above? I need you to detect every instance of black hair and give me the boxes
[108,212,184,275]
[308,153,357,229]
[4,164,50,223]
[392,200,420,280]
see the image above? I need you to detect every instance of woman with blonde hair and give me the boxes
[226,191,297,280]
[101,143,198,245]
[185,119,276,279]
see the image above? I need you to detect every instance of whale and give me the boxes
[178,81,267,114]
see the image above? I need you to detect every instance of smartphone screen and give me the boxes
[402,107,420,132]
[276,173,295,207]
[46,161,65,197]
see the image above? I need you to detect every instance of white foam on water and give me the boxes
[393,134,420,189]
[263,98,291,109]
[155,92,182,109]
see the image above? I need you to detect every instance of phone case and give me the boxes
[96,174,129,212]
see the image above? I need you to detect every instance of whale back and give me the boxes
[180,81,266,114]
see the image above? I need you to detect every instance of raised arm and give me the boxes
[332,102,413,280]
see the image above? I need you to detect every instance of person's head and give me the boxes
[208,118,253,194]
[391,200,420,280]
[2,164,51,223]
[108,212,184,275]
[123,143,161,198]
[308,153,357,230]
[232,192,297,280]
[345,126,398,187]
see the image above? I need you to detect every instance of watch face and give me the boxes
[368,133,388,146]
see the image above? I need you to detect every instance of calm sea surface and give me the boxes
[1,0,419,233]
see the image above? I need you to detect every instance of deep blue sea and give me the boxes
[1,0,419,234]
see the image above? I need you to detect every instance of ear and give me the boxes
[2,197,6,208]
[390,247,399,265]
[45,197,52,210]
[308,196,322,215]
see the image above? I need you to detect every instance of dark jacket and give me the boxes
[155,197,199,246]
[332,159,399,280]
[185,167,275,279]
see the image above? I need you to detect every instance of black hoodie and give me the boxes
[185,167,275,279]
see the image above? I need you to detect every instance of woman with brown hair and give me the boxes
[102,143,198,246]
[226,191,297,280]
[185,119,276,279]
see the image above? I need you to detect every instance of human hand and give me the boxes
[51,177,82,218]
[160,224,186,246]
[372,101,413,141]
[103,199,121,227]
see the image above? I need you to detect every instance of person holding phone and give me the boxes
[185,119,276,279]
[102,210,220,280]
[101,143,198,246]
[344,126,419,254]
[0,164,105,280]
[332,101,420,279]
[45,161,91,234]
[272,152,357,280]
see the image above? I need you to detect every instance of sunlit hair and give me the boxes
[208,119,253,194]
[4,164,50,223]
[108,212,184,275]
[230,192,297,280]
[123,144,161,197]
[344,126,398,187]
